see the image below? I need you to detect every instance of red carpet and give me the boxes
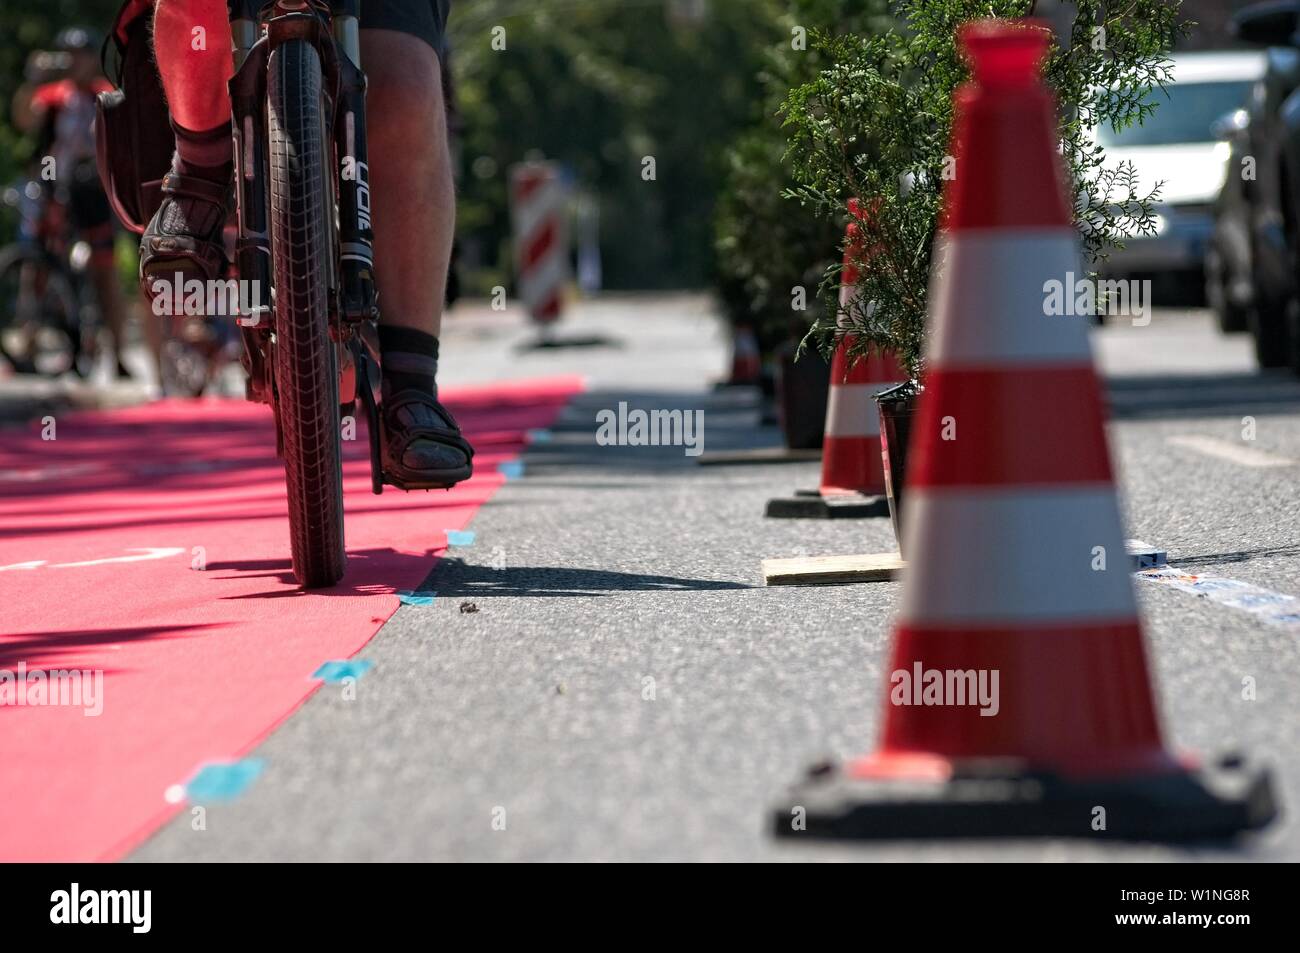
[0,376,581,861]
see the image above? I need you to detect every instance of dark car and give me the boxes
[1208,104,1258,333]
[1230,0,1300,373]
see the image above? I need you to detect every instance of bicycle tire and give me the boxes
[268,39,346,588]
[0,244,80,377]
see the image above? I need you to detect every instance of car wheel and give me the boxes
[1206,247,1249,333]
[1250,292,1293,368]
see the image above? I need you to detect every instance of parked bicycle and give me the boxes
[0,178,102,378]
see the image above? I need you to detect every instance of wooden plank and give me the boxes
[762,552,905,586]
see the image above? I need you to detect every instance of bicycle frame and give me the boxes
[226,0,384,488]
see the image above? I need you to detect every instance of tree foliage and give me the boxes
[448,0,787,291]
[780,0,1186,380]
[712,0,893,353]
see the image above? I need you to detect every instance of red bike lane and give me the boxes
[0,375,581,860]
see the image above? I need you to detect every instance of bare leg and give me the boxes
[153,0,233,132]
[88,259,129,372]
[359,30,469,483]
[361,29,454,337]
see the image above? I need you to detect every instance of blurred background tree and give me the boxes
[712,0,892,360]
[449,0,794,293]
[0,0,1256,298]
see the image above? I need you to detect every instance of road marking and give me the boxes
[1166,435,1295,468]
[169,759,265,805]
[51,547,186,568]
[1139,566,1300,629]
[312,659,374,683]
[0,561,47,572]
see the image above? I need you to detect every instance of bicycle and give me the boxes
[0,179,102,378]
[101,0,390,588]
[231,0,394,587]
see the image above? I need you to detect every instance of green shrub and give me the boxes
[781,0,1186,381]
[712,0,892,356]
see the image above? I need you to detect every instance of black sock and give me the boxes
[171,119,233,181]
[379,325,439,398]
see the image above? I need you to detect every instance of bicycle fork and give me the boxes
[227,0,384,490]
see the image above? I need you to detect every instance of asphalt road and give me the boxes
[133,296,1300,861]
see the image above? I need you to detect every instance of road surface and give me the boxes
[7,294,1298,860]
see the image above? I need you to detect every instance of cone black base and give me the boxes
[765,490,890,519]
[772,757,1277,842]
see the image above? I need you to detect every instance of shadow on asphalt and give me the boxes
[206,547,446,598]
[514,333,624,352]
[425,556,751,598]
[1169,543,1300,569]
[1107,372,1300,420]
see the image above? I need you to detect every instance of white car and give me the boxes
[1095,51,1266,279]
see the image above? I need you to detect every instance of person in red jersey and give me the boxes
[13,27,135,379]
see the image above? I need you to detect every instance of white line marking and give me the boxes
[1166,435,1295,468]
[0,561,47,572]
[51,547,186,569]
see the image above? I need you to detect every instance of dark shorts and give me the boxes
[360,0,451,55]
[67,159,114,246]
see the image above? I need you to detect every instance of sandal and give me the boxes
[380,388,475,489]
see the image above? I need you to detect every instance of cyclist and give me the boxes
[12,27,134,379]
[140,0,472,487]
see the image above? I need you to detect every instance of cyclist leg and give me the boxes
[68,159,132,378]
[140,0,234,301]
[361,2,473,486]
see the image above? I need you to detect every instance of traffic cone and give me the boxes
[721,324,762,387]
[822,198,908,495]
[766,200,905,518]
[772,20,1275,839]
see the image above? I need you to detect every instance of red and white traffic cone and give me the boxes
[724,323,762,387]
[766,200,904,517]
[821,199,906,497]
[773,20,1274,839]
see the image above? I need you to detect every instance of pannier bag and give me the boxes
[95,0,176,234]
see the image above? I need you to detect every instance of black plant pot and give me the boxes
[775,342,830,450]
[876,381,917,551]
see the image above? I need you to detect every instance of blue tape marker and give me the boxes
[398,589,436,606]
[184,759,264,803]
[526,428,553,443]
[313,659,374,683]
[446,529,476,546]
[498,461,525,479]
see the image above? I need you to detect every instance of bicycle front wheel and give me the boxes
[268,39,346,588]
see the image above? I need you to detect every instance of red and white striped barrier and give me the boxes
[509,162,569,326]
